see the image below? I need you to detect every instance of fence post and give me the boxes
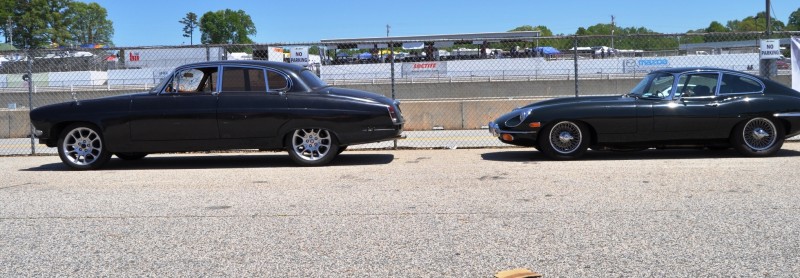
[26,50,35,155]
[573,36,579,97]
[390,41,397,150]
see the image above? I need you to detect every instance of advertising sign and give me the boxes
[759,39,782,60]
[290,46,309,66]
[401,61,448,77]
[791,37,799,91]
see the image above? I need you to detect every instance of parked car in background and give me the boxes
[30,60,404,169]
[776,56,791,70]
[489,68,800,160]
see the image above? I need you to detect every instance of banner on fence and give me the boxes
[792,37,799,91]
[401,61,448,78]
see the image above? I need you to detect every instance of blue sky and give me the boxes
[88,0,798,47]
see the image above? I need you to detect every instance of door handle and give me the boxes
[705,103,719,107]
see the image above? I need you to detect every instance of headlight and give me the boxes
[519,108,533,122]
[505,108,533,127]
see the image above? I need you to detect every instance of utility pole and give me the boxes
[760,0,775,79]
[610,15,615,49]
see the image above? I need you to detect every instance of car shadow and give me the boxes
[22,153,395,171]
[481,148,800,162]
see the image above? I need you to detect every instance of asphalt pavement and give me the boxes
[2,144,800,276]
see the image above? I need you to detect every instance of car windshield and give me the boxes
[299,70,328,90]
[629,72,674,99]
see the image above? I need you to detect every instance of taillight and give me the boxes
[386,105,399,124]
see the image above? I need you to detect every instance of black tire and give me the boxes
[538,120,591,160]
[731,117,784,157]
[285,128,340,166]
[57,123,112,170]
[115,153,148,160]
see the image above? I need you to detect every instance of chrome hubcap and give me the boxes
[62,127,103,165]
[743,118,777,151]
[549,121,582,154]
[291,129,332,161]
[558,131,574,143]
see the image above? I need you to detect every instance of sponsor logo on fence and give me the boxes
[402,61,448,77]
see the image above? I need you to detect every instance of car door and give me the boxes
[216,66,290,139]
[130,66,219,141]
[652,72,721,140]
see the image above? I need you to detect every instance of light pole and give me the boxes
[610,15,615,50]
[5,16,12,45]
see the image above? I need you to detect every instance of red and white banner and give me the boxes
[401,61,448,77]
[792,36,799,91]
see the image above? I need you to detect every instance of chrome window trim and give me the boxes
[264,68,292,93]
[719,72,765,95]
[670,72,721,100]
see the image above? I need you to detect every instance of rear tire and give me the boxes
[286,128,340,166]
[57,123,111,170]
[538,121,590,160]
[731,117,784,157]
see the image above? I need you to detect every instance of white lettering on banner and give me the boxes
[760,39,782,60]
[290,46,309,66]
[791,37,799,91]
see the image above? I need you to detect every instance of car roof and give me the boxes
[650,67,752,75]
[180,60,307,72]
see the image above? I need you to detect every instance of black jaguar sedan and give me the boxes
[30,60,404,169]
[489,68,800,160]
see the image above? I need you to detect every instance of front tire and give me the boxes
[286,128,340,166]
[538,121,590,160]
[57,123,112,170]
[731,117,784,157]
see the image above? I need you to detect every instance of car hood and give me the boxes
[520,95,625,109]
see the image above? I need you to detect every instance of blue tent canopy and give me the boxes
[533,46,560,55]
[357,52,373,59]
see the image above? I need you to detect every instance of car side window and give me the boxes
[164,67,218,94]
[676,73,718,98]
[221,67,267,92]
[719,74,763,95]
[267,70,289,91]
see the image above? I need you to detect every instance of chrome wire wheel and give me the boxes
[742,117,777,151]
[62,126,104,166]
[291,128,332,161]
[549,121,583,154]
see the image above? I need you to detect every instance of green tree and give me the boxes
[65,1,114,46]
[13,0,71,48]
[0,0,13,44]
[508,25,553,37]
[179,12,198,45]
[727,12,785,32]
[705,21,729,32]
[199,9,256,44]
[788,8,800,31]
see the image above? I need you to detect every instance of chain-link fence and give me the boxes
[1,32,797,155]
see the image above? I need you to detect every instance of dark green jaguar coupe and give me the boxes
[489,68,800,160]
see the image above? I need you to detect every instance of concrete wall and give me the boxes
[0,110,31,138]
